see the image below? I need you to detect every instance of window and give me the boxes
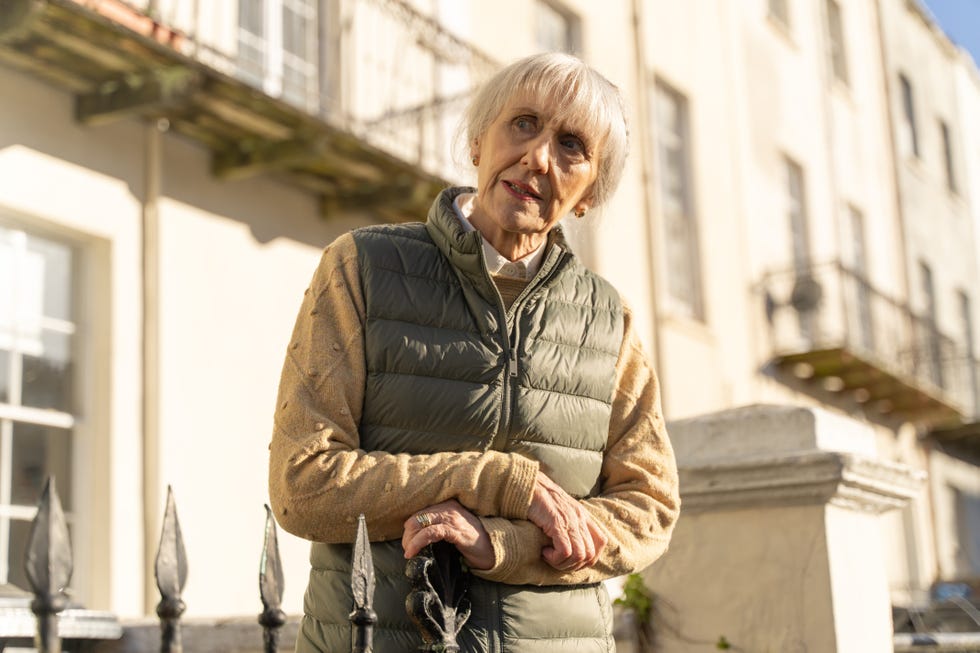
[0,226,75,590]
[899,74,920,158]
[535,0,580,54]
[654,82,703,320]
[953,489,980,576]
[825,0,849,85]
[959,291,978,415]
[848,207,873,352]
[237,0,318,109]
[785,157,816,340]
[769,0,790,29]
[919,262,944,389]
[940,120,958,193]
[785,157,810,273]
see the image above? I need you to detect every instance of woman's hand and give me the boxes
[527,471,607,571]
[402,500,494,570]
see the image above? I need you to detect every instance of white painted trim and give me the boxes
[0,404,74,429]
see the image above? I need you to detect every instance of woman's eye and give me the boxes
[514,116,536,131]
[561,136,586,155]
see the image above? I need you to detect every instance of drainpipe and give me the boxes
[142,118,165,615]
[630,0,666,410]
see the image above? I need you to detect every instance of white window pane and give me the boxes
[240,0,264,35]
[10,422,72,510]
[0,237,16,340]
[21,330,73,412]
[0,349,8,403]
[26,235,72,322]
[536,1,574,53]
[6,518,31,590]
[283,4,308,58]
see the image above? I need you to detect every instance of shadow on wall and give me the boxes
[0,65,383,251]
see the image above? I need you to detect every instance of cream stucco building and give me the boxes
[0,0,978,648]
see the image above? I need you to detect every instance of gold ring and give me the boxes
[415,512,432,528]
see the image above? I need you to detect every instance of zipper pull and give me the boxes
[509,349,518,377]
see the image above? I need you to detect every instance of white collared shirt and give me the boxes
[452,193,547,280]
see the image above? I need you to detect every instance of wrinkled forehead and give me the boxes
[507,78,614,142]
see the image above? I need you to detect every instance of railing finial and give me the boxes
[25,476,73,653]
[259,504,286,653]
[350,514,377,653]
[155,485,188,653]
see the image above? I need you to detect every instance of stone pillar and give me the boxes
[641,405,924,653]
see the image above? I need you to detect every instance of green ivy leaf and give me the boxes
[613,573,653,624]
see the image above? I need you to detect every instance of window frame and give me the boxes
[237,0,319,110]
[824,0,849,86]
[653,79,704,322]
[899,73,920,159]
[0,225,79,590]
[939,119,958,194]
[534,0,582,55]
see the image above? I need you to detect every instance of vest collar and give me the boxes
[425,187,574,300]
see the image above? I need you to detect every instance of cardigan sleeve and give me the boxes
[473,301,681,585]
[268,232,539,543]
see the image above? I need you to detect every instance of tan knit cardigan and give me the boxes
[268,231,680,586]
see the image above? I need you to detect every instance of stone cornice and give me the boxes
[680,451,925,514]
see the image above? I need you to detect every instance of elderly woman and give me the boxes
[269,52,679,652]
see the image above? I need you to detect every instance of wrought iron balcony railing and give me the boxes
[761,261,979,425]
[0,0,499,218]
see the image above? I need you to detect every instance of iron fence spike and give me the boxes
[25,476,73,597]
[24,476,72,653]
[259,504,284,608]
[155,486,188,653]
[351,515,374,609]
[350,514,377,653]
[259,505,286,653]
[155,486,188,597]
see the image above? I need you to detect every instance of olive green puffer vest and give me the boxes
[298,188,624,653]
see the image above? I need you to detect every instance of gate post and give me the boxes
[642,405,924,652]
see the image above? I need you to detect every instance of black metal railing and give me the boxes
[21,477,468,653]
[762,261,979,420]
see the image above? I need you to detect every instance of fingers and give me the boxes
[401,500,494,570]
[528,471,605,571]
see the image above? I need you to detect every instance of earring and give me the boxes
[472,156,479,166]
[575,208,587,218]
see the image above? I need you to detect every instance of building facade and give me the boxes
[0,0,978,640]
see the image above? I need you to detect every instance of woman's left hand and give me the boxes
[402,500,494,570]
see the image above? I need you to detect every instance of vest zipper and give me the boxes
[489,248,569,452]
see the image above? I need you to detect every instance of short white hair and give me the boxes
[463,52,630,209]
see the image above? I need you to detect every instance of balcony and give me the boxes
[0,0,497,219]
[761,262,979,426]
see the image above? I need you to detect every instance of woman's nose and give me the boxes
[522,136,551,173]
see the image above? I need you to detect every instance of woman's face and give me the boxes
[470,92,601,244]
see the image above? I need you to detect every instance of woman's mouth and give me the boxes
[502,180,542,201]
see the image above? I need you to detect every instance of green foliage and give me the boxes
[716,635,731,649]
[613,573,654,624]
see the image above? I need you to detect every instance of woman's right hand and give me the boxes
[527,471,606,571]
